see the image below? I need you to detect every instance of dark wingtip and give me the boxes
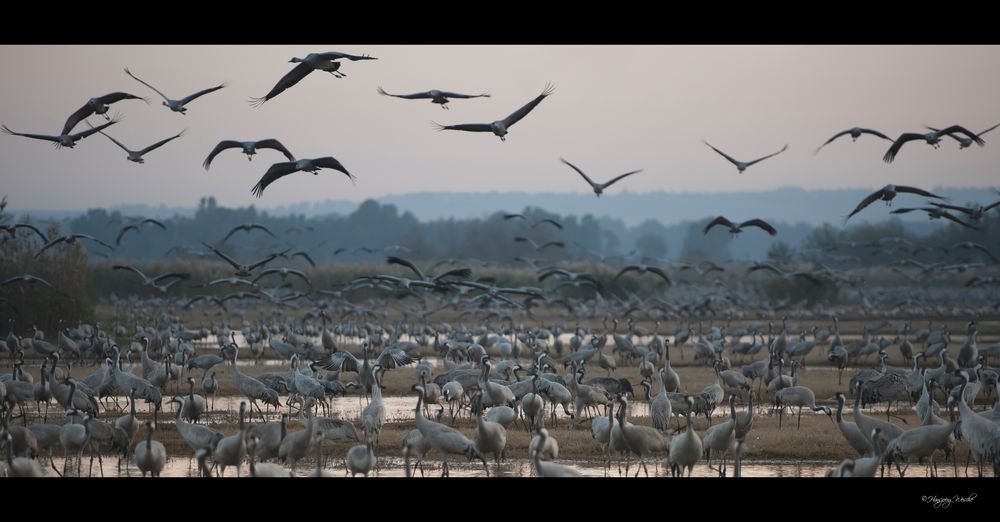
[248,96,267,108]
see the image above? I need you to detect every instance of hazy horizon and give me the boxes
[2,45,999,211]
[8,186,998,229]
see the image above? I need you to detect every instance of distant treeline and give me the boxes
[11,195,999,268]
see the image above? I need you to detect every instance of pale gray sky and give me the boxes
[2,45,998,211]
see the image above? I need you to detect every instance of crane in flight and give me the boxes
[94,127,185,164]
[378,87,490,109]
[882,125,984,163]
[844,184,945,222]
[814,127,893,154]
[61,92,146,135]
[250,51,377,107]
[433,83,554,141]
[561,158,641,197]
[2,119,118,149]
[203,139,295,169]
[125,67,226,115]
[703,141,788,173]
[251,157,354,198]
[703,217,777,236]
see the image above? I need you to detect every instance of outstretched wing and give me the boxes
[94,127,132,153]
[647,267,672,285]
[882,133,925,163]
[97,91,147,105]
[386,255,427,281]
[251,161,300,198]
[115,225,138,246]
[928,202,973,215]
[138,130,185,156]
[976,122,1000,138]
[112,264,148,281]
[374,348,415,369]
[739,219,778,236]
[599,169,643,190]
[432,122,493,133]
[10,223,48,242]
[313,156,355,182]
[745,144,789,167]
[958,242,997,262]
[61,104,96,136]
[291,251,316,267]
[539,241,565,250]
[703,216,735,235]
[439,91,490,99]
[0,275,54,288]
[939,212,980,230]
[859,128,893,141]
[319,351,361,372]
[75,234,114,250]
[251,223,277,238]
[179,83,227,106]
[532,218,563,230]
[502,83,554,129]
[815,129,852,153]
[222,225,245,243]
[124,67,171,103]
[748,263,784,276]
[613,266,638,282]
[72,119,119,140]
[937,125,986,146]
[254,139,296,162]
[317,51,377,61]
[2,125,61,143]
[200,241,243,270]
[432,267,472,282]
[514,236,538,249]
[250,62,314,107]
[560,158,598,189]
[202,140,243,170]
[703,141,742,167]
[34,237,66,257]
[894,185,944,200]
[152,272,190,284]
[248,249,290,271]
[141,218,166,230]
[377,86,432,99]
[845,189,886,221]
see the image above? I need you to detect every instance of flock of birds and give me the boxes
[4,49,997,218]
[1,306,999,479]
[2,49,1000,479]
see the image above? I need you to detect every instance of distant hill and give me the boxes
[11,186,993,227]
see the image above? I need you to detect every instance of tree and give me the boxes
[767,241,794,264]
[0,196,93,332]
[680,220,732,263]
[636,233,667,259]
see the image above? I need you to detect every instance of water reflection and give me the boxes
[40,455,988,478]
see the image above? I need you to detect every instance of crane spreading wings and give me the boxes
[433,83,554,141]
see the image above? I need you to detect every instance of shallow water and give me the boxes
[40,454,989,478]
